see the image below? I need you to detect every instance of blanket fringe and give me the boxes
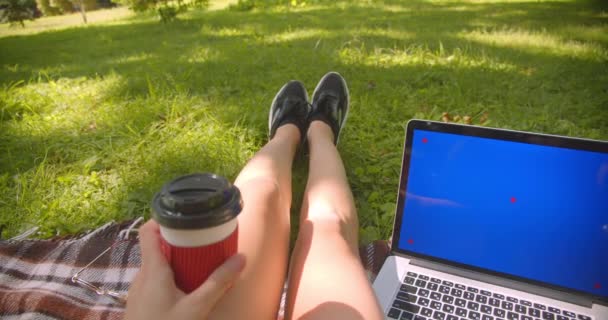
[75,221,117,242]
[8,227,40,241]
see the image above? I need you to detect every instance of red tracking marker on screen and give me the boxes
[595,283,602,289]
[408,239,414,245]
[510,197,517,203]
[422,138,428,144]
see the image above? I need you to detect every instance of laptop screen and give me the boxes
[395,123,608,300]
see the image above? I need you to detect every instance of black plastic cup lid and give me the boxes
[151,173,242,230]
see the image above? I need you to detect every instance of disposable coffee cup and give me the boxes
[151,173,242,293]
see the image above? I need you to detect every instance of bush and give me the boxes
[36,0,60,15]
[0,0,37,26]
[116,0,208,23]
[157,4,181,23]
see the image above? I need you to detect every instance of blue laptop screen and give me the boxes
[397,129,608,298]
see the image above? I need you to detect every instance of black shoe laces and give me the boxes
[275,97,310,129]
[282,98,309,119]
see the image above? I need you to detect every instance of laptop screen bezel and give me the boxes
[391,119,608,305]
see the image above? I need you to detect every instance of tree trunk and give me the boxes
[79,0,87,24]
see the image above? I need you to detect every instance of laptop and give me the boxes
[373,120,608,320]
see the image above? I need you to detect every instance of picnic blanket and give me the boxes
[0,220,390,320]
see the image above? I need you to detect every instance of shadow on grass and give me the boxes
[1,0,607,237]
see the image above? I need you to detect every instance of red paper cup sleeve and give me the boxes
[160,226,238,293]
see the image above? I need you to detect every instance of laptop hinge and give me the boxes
[409,258,594,308]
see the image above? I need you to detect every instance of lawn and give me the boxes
[1,0,607,242]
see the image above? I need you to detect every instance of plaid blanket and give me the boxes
[0,220,390,320]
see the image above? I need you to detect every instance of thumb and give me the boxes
[182,254,246,316]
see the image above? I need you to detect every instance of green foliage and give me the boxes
[229,0,273,11]
[50,0,73,13]
[157,5,180,23]
[117,0,209,22]
[0,0,36,26]
[228,0,255,11]
[35,0,60,16]
[35,0,73,15]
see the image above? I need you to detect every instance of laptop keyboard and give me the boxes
[387,272,593,320]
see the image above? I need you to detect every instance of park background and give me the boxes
[1,0,607,243]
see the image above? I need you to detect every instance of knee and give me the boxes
[237,176,284,211]
[306,201,358,230]
[304,207,359,248]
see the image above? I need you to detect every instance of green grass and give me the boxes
[1,0,607,242]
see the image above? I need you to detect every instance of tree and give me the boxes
[72,0,97,24]
[0,0,37,27]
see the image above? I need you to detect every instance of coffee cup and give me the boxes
[151,173,242,293]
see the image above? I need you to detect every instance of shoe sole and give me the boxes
[268,81,309,137]
[311,71,350,145]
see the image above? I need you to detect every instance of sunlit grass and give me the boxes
[338,44,519,73]
[1,0,607,241]
[558,25,608,44]
[177,46,218,63]
[350,28,414,41]
[201,25,254,37]
[110,52,156,64]
[263,28,329,44]
[461,27,608,60]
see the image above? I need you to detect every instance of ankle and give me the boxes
[307,120,335,143]
[273,124,301,146]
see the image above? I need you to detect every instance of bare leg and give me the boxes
[209,124,299,319]
[286,121,383,320]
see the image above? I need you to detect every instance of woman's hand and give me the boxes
[125,221,245,320]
